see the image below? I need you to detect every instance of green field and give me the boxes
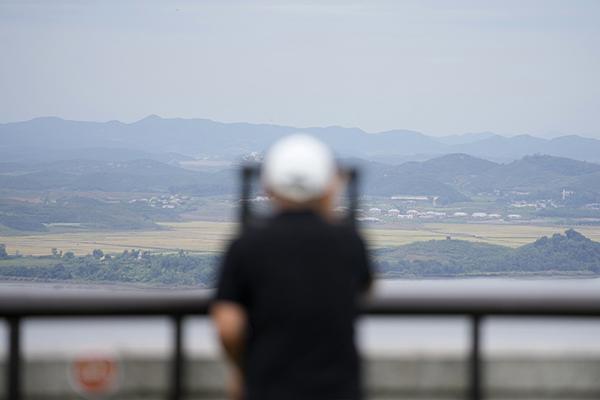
[0,220,599,257]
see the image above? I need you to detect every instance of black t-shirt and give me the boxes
[214,210,372,400]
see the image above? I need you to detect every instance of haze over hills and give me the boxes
[355,153,600,204]
[0,159,232,194]
[1,152,599,207]
[1,115,599,234]
[2,116,600,163]
[2,116,600,204]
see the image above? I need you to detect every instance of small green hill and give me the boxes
[506,229,600,273]
[376,229,600,277]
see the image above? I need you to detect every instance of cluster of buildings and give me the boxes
[510,200,557,209]
[128,194,190,209]
[355,207,522,223]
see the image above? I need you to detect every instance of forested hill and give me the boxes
[507,229,600,273]
[375,229,600,277]
[2,153,598,212]
[356,153,600,204]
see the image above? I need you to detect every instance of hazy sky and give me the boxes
[1,0,599,137]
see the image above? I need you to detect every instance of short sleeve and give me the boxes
[214,238,248,305]
[352,231,373,293]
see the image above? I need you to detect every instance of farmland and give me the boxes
[1,220,599,257]
[367,223,600,248]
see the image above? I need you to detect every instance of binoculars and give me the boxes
[239,165,359,230]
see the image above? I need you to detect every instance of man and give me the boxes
[211,134,372,400]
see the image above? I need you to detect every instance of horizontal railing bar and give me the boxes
[1,289,600,317]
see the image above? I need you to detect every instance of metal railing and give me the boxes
[4,168,600,399]
[3,287,600,400]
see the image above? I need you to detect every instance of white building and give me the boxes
[250,196,270,202]
[425,211,446,217]
[358,217,381,223]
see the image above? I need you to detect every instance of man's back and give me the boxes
[215,210,371,400]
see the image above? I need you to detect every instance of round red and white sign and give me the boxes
[69,354,120,397]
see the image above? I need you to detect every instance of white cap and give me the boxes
[262,134,336,202]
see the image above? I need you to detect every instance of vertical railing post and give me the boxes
[470,315,482,400]
[346,168,358,226]
[240,166,254,230]
[170,315,184,400]
[7,316,22,400]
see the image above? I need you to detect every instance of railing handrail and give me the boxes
[2,287,600,317]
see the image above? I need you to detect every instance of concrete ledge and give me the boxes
[1,356,600,399]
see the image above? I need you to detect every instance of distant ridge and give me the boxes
[1,116,600,162]
[353,153,600,204]
[0,152,599,209]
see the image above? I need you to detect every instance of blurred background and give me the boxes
[1,1,600,399]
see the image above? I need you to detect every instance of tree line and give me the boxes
[0,246,218,286]
[1,229,600,284]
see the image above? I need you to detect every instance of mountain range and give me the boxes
[1,152,599,205]
[353,153,600,204]
[2,116,600,163]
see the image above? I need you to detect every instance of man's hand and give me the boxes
[211,301,248,398]
[227,365,245,400]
